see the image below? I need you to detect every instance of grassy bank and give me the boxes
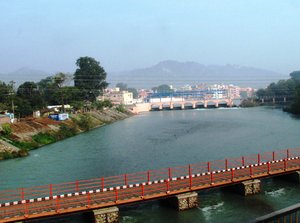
[0,108,131,160]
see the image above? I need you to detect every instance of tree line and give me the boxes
[256,71,300,114]
[0,57,109,117]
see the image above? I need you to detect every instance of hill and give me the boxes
[108,60,286,88]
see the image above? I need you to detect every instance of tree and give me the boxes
[116,83,127,91]
[16,82,45,116]
[152,84,173,93]
[116,83,138,98]
[74,57,108,101]
[127,88,138,98]
[290,71,300,83]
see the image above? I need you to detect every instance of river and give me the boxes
[1,107,300,222]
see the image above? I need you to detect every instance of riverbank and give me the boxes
[0,108,132,160]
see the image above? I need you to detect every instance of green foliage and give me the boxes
[127,88,138,99]
[116,83,138,98]
[116,82,127,91]
[92,100,113,111]
[256,79,297,98]
[74,57,108,101]
[10,140,39,150]
[290,71,300,83]
[75,114,93,131]
[32,132,57,145]
[0,152,14,160]
[56,124,78,139]
[116,104,126,113]
[1,124,12,136]
[152,84,174,93]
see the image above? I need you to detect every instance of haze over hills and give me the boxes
[0,61,288,89]
[108,60,287,89]
[0,67,49,86]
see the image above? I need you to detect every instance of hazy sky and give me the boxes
[1,0,300,74]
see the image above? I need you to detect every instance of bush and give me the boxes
[56,124,78,139]
[32,132,57,145]
[10,140,39,150]
[75,115,93,131]
[116,104,126,113]
[1,124,12,136]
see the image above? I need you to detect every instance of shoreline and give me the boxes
[0,108,133,161]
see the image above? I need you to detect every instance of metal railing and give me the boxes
[0,147,300,222]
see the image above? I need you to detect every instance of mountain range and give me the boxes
[108,60,287,89]
[0,61,288,89]
[0,67,49,86]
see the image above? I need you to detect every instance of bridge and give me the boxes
[150,98,234,110]
[1,147,300,222]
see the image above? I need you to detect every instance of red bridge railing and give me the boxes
[1,147,300,222]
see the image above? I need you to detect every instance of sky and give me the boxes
[0,0,300,74]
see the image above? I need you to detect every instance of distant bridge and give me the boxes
[150,98,234,110]
[1,147,300,222]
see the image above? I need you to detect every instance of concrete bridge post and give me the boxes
[240,179,261,196]
[227,179,261,196]
[181,104,185,110]
[159,104,163,110]
[93,206,119,223]
[170,103,174,110]
[215,102,219,108]
[262,98,264,103]
[204,101,207,108]
[192,103,196,109]
[165,192,199,211]
[284,97,287,103]
[273,97,275,104]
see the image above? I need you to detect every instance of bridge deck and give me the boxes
[0,148,300,222]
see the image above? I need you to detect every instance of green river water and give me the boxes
[1,107,300,222]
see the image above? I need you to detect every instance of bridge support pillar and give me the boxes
[166,192,199,211]
[93,206,119,223]
[240,179,261,196]
[226,179,261,196]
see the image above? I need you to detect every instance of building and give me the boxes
[103,90,133,105]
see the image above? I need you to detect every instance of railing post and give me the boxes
[284,158,287,170]
[250,165,253,176]
[141,184,145,197]
[272,151,275,161]
[21,188,25,200]
[258,154,261,164]
[267,162,270,174]
[101,177,104,191]
[55,197,60,213]
[225,159,228,170]
[87,192,91,208]
[242,156,245,166]
[168,168,172,179]
[166,180,170,192]
[24,201,28,216]
[147,171,150,182]
[189,165,192,188]
[124,174,128,186]
[115,188,118,202]
[49,184,53,197]
[231,169,234,181]
[76,180,79,192]
[207,162,211,172]
[210,172,214,184]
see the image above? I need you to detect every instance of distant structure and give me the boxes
[100,88,133,105]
